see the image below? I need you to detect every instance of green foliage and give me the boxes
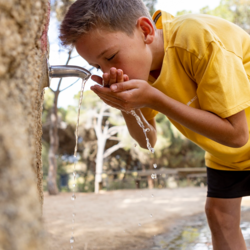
[176,10,192,16]
[176,0,250,34]
[42,88,54,123]
[143,0,158,15]
[42,142,49,178]
[200,0,250,33]
[155,113,205,168]
[200,4,234,22]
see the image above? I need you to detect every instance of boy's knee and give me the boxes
[205,203,238,233]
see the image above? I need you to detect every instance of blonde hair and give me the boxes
[59,0,155,46]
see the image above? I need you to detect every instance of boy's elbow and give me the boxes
[139,136,157,150]
[232,131,249,148]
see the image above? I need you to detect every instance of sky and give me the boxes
[47,0,221,108]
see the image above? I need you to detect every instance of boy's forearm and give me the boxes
[121,109,157,149]
[149,89,244,148]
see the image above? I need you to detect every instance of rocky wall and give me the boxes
[0,0,50,249]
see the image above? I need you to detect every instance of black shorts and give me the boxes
[207,167,250,199]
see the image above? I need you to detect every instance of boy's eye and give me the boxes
[107,53,117,61]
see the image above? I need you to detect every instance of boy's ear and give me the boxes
[136,17,155,44]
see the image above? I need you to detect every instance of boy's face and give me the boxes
[75,27,153,81]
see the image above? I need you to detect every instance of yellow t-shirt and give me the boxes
[142,10,250,171]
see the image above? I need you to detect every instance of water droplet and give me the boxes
[70,236,75,243]
[150,214,153,217]
[150,148,155,154]
[72,183,76,188]
[151,194,154,198]
[134,143,137,147]
[138,223,141,227]
[153,164,157,169]
[71,194,76,200]
[72,213,76,217]
[73,172,76,177]
[71,246,73,249]
[144,128,150,133]
[151,174,157,179]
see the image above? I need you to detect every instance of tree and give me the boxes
[200,0,250,33]
[93,103,126,193]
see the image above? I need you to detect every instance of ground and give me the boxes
[43,187,250,250]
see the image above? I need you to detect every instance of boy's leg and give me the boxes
[205,197,247,250]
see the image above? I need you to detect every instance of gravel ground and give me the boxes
[43,188,250,250]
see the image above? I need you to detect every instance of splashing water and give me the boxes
[70,79,87,248]
[129,110,155,153]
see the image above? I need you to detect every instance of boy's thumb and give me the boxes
[91,75,103,86]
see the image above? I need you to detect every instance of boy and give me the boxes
[59,0,250,249]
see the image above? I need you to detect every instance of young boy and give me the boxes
[59,0,250,248]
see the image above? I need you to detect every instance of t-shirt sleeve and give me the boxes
[193,41,250,118]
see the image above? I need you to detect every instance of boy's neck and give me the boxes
[150,29,165,78]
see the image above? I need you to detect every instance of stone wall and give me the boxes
[0,0,50,249]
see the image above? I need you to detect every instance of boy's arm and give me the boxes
[107,80,249,148]
[149,87,249,148]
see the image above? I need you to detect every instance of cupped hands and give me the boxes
[90,67,155,112]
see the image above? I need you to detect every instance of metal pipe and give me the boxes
[49,65,91,81]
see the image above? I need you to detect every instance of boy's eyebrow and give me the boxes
[97,48,110,59]
[97,46,115,59]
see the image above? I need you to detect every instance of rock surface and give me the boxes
[0,0,50,249]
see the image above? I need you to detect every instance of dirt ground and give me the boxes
[43,187,250,250]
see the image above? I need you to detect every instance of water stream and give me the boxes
[70,79,87,249]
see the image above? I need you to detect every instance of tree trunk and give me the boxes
[47,91,59,195]
[95,139,106,193]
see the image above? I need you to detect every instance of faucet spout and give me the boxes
[49,65,91,81]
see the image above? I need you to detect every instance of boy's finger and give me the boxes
[110,80,137,92]
[103,73,110,87]
[117,69,123,83]
[109,67,117,85]
[123,74,129,81]
[91,75,103,86]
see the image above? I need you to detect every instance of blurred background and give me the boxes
[43,0,250,195]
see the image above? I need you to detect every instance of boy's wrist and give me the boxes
[146,85,164,111]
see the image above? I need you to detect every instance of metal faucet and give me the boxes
[45,59,91,88]
[49,65,91,81]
